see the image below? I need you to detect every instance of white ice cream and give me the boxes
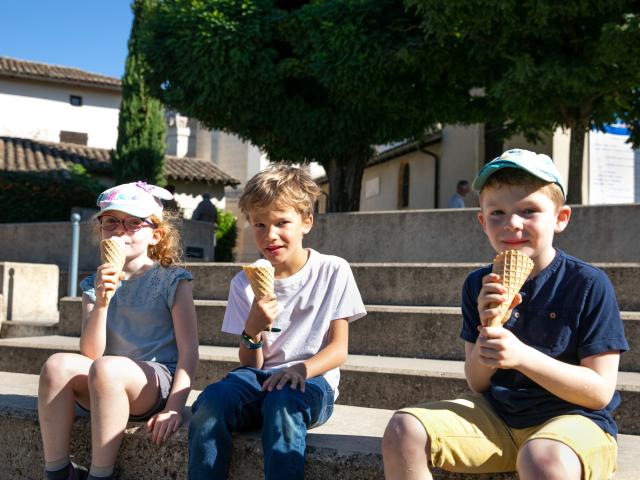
[253,258,273,268]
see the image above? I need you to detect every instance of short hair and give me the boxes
[457,180,469,188]
[479,168,565,209]
[239,164,321,218]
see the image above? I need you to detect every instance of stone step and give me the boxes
[2,336,639,436]
[57,298,640,372]
[0,320,58,338]
[2,371,638,480]
[66,262,640,310]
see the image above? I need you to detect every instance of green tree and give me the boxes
[113,0,167,185]
[138,0,479,211]
[410,0,640,203]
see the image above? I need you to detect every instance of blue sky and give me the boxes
[0,1,133,79]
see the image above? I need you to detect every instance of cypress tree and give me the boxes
[113,0,166,185]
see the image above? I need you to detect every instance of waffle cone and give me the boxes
[100,238,126,301]
[243,265,275,300]
[489,250,534,327]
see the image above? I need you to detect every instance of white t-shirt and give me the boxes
[222,248,366,399]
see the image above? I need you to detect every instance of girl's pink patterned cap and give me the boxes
[97,181,174,219]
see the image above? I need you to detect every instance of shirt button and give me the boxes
[549,312,557,319]
[514,311,520,319]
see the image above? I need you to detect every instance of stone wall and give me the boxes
[0,219,215,271]
[305,204,640,263]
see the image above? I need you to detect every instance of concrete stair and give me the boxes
[2,335,640,437]
[2,260,640,478]
[54,298,640,372]
[2,371,639,480]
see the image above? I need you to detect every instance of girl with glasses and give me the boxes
[38,182,199,480]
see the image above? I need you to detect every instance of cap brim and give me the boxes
[99,205,159,218]
[472,160,565,198]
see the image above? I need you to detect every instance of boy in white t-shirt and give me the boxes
[188,164,366,479]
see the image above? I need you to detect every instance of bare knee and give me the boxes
[40,353,85,388]
[382,412,430,460]
[517,439,581,480]
[88,356,124,393]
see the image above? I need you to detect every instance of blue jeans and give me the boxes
[188,366,334,480]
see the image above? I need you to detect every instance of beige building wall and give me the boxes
[438,125,482,208]
[359,148,439,211]
[0,78,120,149]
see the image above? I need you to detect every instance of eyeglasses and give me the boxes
[98,215,156,232]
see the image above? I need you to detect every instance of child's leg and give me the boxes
[382,393,519,477]
[514,414,618,480]
[87,356,160,476]
[188,367,265,480]
[38,353,93,467]
[516,439,581,480]
[260,375,334,480]
[382,412,433,480]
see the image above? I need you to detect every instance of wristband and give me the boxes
[241,330,263,350]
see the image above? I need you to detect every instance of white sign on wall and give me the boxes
[636,149,640,202]
[589,123,636,204]
[365,176,380,198]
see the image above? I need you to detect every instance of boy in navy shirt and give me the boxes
[382,149,628,480]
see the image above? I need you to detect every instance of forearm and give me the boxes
[239,341,264,368]
[79,305,108,359]
[303,337,348,379]
[517,347,616,410]
[465,342,495,392]
[164,356,197,412]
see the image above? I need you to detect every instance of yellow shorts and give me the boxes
[400,393,617,480]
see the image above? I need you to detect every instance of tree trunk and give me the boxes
[484,121,505,164]
[322,150,370,212]
[567,119,586,205]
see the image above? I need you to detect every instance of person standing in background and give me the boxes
[447,180,470,208]
[192,192,218,226]
[192,192,218,261]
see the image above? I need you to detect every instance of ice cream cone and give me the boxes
[489,249,534,327]
[243,259,281,332]
[100,237,126,301]
[243,259,275,300]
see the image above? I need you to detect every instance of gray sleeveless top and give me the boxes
[80,263,192,373]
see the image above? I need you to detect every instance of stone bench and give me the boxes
[2,336,639,435]
[2,371,638,480]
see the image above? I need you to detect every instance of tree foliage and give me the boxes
[410,0,640,203]
[138,0,480,211]
[0,165,105,223]
[113,0,167,186]
[214,208,237,262]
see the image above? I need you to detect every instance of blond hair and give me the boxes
[239,164,321,217]
[147,211,183,267]
[480,168,565,210]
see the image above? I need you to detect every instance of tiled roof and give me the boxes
[165,156,239,185]
[0,56,121,91]
[0,137,239,186]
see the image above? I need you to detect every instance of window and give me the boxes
[400,163,410,208]
[69,95,83,106]
[59,131,88,145]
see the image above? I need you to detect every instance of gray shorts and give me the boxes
[76,361,173,421]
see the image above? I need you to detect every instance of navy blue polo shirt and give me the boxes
[461,249,628,437]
